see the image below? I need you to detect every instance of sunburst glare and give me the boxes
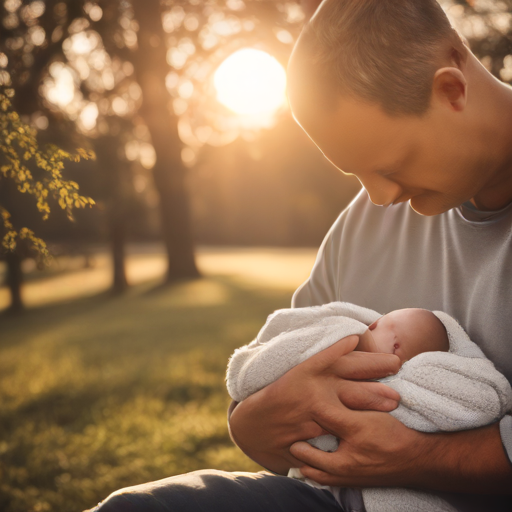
[214,48,287,116]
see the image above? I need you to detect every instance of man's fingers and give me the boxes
[329,350,401,380]
[337,380,400,412]
[295,420,332,442]
[305,335,360,372]
[296,465,342,487]
[311,402,361,437]
[289,441,340,475]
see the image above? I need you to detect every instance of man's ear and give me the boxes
[432,67,467,112]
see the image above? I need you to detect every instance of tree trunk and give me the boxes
[0,178,24,313]
[6,251,23,313]
[131,0,200,283]
[110,216,128,294]
[94,135,129,294]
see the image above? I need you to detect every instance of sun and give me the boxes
[214,48,287,116]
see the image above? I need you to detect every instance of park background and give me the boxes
[0,0,511,510]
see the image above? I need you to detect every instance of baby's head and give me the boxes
[357,308,449,362]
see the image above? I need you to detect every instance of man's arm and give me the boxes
[289,403,512,493]
[228,334,512,491]
[228,336,402,474]
[229,343,512,491]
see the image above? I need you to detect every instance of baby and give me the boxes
[226,302,512,512]
[288,308,451,511]
[297,307,450,461]
[355,307,449,362]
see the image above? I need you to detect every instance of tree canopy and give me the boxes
[0,89,94,259]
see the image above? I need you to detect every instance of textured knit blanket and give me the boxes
[226,302,512,512]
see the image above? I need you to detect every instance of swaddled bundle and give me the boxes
[226,302,512,512]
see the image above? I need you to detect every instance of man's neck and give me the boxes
[470,76,512,211]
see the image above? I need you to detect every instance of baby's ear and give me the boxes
[368,319,379,331]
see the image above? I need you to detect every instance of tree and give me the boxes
[93,133,131,292]
[85,0,306,282]
[448,0,512,80]
[1,0,309,288]
[0,89,94,312]
[130,0,199,281]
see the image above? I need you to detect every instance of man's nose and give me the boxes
[357,175,403,207]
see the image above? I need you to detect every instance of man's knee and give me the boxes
[87,469,341,512]
[89,470,233,512]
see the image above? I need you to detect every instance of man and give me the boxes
[92,1,512,510]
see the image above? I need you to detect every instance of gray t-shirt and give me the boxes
[292,190,512,509]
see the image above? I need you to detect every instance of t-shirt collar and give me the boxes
[458,199,512,223]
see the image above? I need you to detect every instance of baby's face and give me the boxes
[358,308,449,362]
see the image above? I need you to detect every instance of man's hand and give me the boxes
[289,404,424,486]
[290,406,512,493]
[228,335,401,474]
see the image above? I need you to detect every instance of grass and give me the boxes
[0,255,311,512]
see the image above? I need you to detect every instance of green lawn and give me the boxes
[0,250,314,512]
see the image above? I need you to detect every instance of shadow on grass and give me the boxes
[0,274,293,512]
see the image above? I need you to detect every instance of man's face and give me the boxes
[291,93,488,216]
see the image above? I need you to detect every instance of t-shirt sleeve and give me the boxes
[292,234,337,308]
[499,415,512,466]
[292,190,367,309]
[291,211,345,308]
[292,190,367,308]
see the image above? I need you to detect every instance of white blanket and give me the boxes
[226,302,512,512]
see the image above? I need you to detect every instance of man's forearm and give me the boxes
[227,400,238,444]
[226,345,403,478]
[290,408,512,494]
[414,422,512,493]
[228,398,296,474]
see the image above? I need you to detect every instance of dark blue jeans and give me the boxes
[88,470,343,512]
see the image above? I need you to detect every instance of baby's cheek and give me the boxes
[394,345,410,363]
[374,338,395,355]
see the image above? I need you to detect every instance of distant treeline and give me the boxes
[27,114,361,250]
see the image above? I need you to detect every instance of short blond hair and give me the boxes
[304,0,464,116]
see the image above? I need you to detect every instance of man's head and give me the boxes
[297,0,460,117]
[288,0,509,215]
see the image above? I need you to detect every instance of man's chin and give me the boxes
[408,196,455,217]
